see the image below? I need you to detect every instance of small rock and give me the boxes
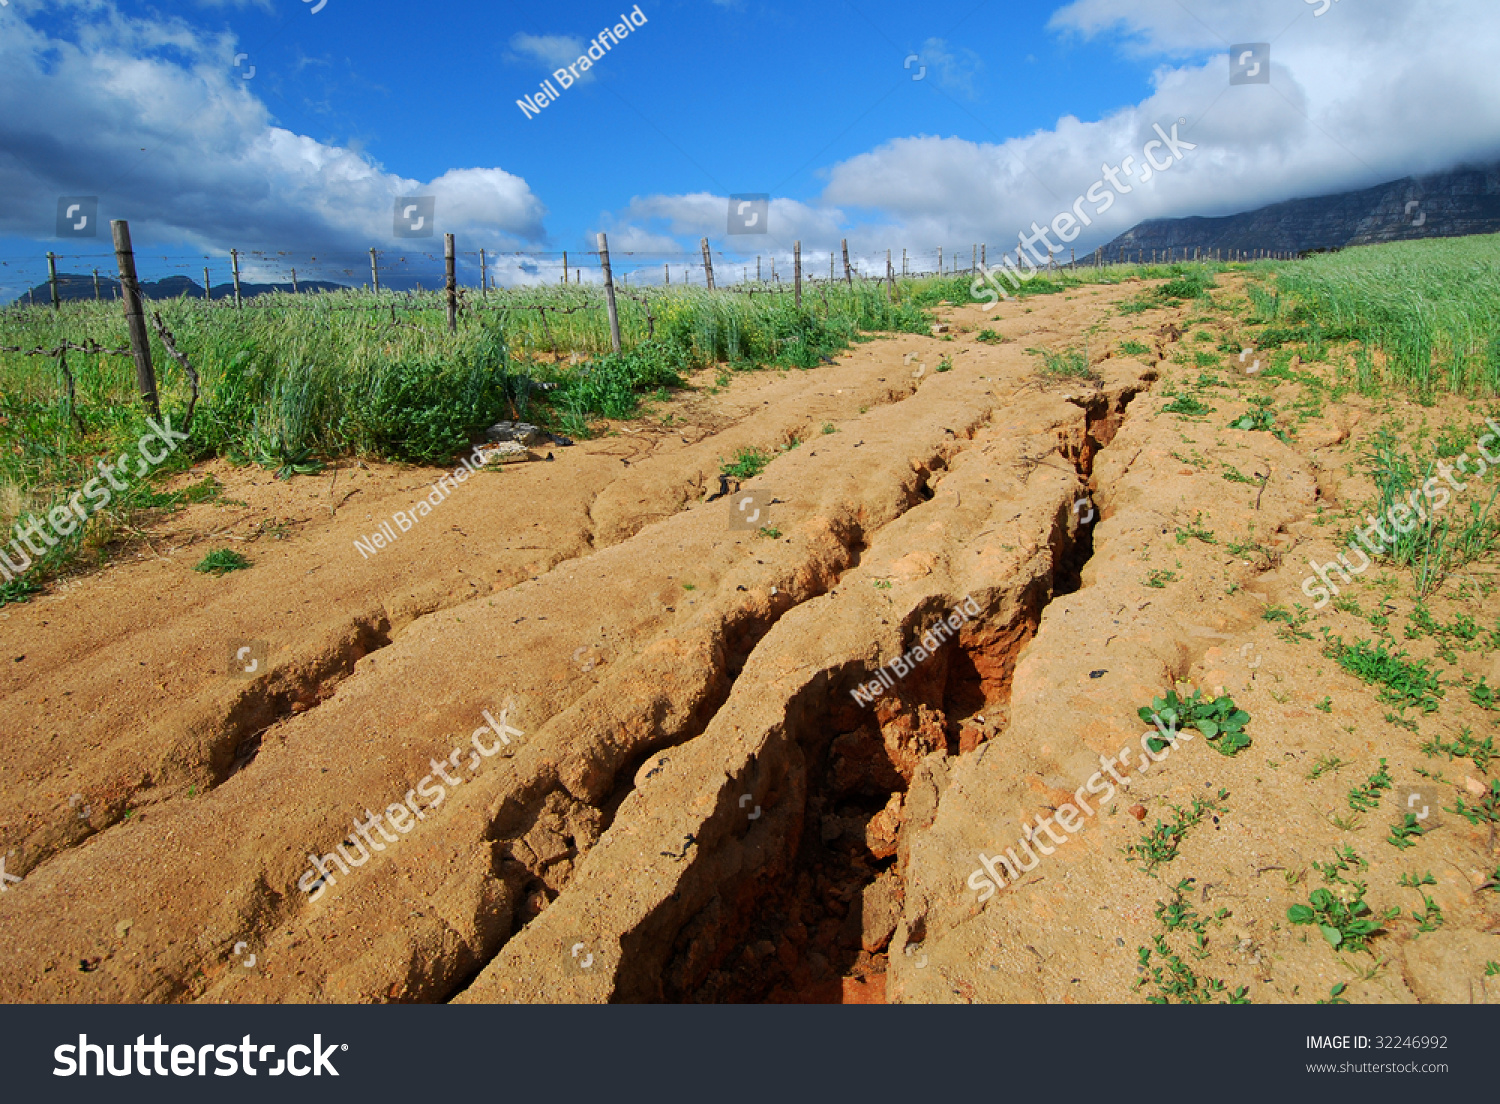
[476,441,533,465]
[485,421,547,447]
[930,323,949,335]
[1089,669,1107,679]
[1129,804,1147,821]
[860,874,902,953]
[1465,776,1487,796]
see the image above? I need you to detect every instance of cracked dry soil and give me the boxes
[3,275,1497,1004]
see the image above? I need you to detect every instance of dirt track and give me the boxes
[3,277,1498,1004]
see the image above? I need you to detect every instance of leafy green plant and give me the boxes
[1143,569,1177,588]
[1471,677,1498,711]
[1287,885,1388,952]
[1313,844,1367,883]
[1138,689,1252,756]
[1386,813,1427,850]
[974,328,1007,344]
[193,548,251,576]
[1119,340,1151,356]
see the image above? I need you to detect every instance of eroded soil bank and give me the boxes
[3,275,1496,1004]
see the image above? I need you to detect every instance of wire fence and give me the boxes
[0,239,1293,306]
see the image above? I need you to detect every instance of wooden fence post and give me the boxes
[204,266,211,301]
[480,248,488,296]
[794,240,802,309]
[665,263,670,285]
[47,251,60,311]
[937,246,942,275]
[369,247,380,294]
[902,248,907,277]
[93,268,101,301]
[231,249,243,307]
[291,267,298,294]
[444,233,457,334]
[111,220,159,419]
[842,238,852,286]
[597,232,622,353]
[971,244,977,275]
[886,248,894,299]
[700,237,715,289]
[563,250,569,285]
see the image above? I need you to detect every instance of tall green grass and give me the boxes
[0,278,951,594]
[1258,234,1500,396]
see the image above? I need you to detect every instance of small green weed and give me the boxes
[720,447,772,481]
[1447,779,1500,826]
[1347,759,1393,813]
[1125,789,1230,873]
[193,549,251,576]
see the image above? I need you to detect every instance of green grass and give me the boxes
[1160,393,1212,418]
[1029,346,1096,380]
[1358,424,1500,599]
[1321,632,1445,713]
[193,548,251,576]
[1261,234,1500,396]
[720,447,772,481]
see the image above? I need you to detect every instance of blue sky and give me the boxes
[1,0,1497,296]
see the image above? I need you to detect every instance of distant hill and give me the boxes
[12,273,350,305]
[1102,160,1500,259]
